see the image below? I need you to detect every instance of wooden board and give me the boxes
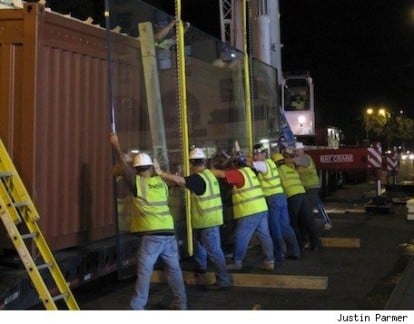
[151,270,328,290]
[321,237,361,248]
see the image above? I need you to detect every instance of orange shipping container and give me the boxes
[0,3,142,251]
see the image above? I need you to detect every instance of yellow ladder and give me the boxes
[0,138,79,310]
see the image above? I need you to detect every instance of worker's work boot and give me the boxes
[262,260,275,271]
[324,223,333,230]
[226,261,242,271]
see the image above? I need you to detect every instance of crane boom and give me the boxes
[219,0,282,80]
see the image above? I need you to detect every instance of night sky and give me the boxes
[279,1,414,142]
[46,0,414,143]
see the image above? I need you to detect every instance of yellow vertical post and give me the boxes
[242,0,253,152]
[175,0,193,256]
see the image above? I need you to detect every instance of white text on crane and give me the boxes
[320,154,354,163]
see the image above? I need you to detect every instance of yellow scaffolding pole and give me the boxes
[175,0,193,256]
[242,0,253,153]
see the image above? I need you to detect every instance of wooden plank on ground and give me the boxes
[321,237,360,248]
[325,208,365,214]
[151,270,328,290]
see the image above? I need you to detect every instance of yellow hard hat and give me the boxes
[271,153,284,162]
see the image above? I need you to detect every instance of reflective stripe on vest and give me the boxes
[130,175,174,233]
[191,169,223,229]
[232,167,268,219]
[278,164,306,198]
[258,159,284,197]
[297,154,320,189]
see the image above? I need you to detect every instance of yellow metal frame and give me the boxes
[175,0,193,256]
[242,0,253,153]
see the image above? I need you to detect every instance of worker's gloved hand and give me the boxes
[153,158,163,176]
[112,163,124,177]
[110,133,121,151]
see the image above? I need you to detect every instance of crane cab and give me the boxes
[281,74,315,138]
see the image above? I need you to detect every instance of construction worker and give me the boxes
[272,153,322,252]
[109,133,187,310]
[153,10,190,49]
[293,142,332,230]
[251,144,301,261]
[290,94,305,110]
[153,147,231,291]
[210,151,275,271]
[154,18,190,50]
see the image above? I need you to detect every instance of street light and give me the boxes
[364,108,374,142]
[364,106,390,144]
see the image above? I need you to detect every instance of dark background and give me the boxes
[45,0,414,144]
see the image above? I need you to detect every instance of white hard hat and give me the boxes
[133,153,153,167]
[295,142,305,150]
[189,147,206,160]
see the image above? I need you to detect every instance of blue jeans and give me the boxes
[266,193,301,260]
[130,235,187,310]
[194,226,230,287]
[233,211,274,264]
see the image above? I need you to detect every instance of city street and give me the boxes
[71,168,414,310]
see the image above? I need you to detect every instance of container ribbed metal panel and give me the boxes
[0,3,142,250]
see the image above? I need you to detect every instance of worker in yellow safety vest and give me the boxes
[272,152,322,252]
[251,144,301,262]
[153,147,231,291]
[110,133,187,310]
[293,142,332,230]
[210,151,275,271]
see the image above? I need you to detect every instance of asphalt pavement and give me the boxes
[70,182,414,311]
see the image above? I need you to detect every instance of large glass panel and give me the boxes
[186,24,246,154]
[250,58,281,153]
[106,0,249,276]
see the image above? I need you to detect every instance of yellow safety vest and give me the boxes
[155,39,174,49]
[232,167,268,219]
[257,159,284,197]
[191,169,223,229]
[277,164,306,198]
[130,175,175,234]
[296,154,320,189]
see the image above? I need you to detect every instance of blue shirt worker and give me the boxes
[210,152,275,271]
[153,148,231,291]
[272,153,322,252]
[110,133,187,310]
[251,144,301,261]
